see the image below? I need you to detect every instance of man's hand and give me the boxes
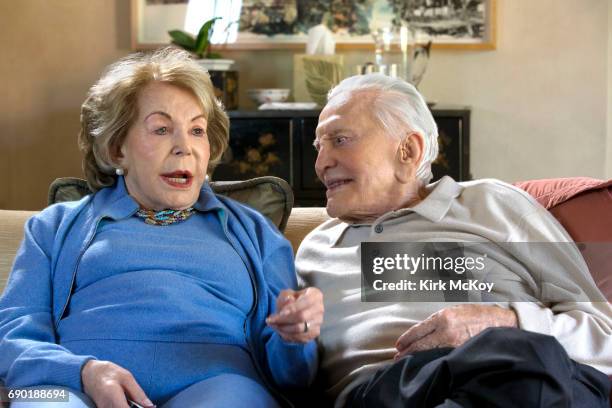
[266,287,324,343]
[394,304,517,360]
[81,360,155,408]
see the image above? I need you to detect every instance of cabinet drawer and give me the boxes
[213,118,294,185]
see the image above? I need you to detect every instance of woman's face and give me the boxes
[117,81,210,210]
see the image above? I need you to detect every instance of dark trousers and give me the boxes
[346,327,610,408]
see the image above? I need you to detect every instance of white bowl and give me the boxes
[247,88,291,105]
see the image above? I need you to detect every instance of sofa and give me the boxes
[0,176,611,406]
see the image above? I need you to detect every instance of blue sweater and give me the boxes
[0,177,317,403]
[60,213,254,344]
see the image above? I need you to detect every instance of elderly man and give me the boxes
[296,74,612,408]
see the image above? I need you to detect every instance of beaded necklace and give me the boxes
[135,207,196,226]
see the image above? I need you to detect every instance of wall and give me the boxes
[421,0,608,182]
[607,0,612,178]
[0,0,132,210]
[0,0,610,210]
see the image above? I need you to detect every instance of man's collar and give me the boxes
[354,176,464,224]
[330,176,464,246]
[395,175,464,223]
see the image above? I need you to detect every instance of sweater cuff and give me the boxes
[50,355,97,392]
[267,335,318,387]
[509,302,553,335]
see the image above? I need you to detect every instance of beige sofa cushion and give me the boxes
[0,210,37,293]
[284,208,330,252]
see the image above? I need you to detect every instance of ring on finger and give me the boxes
[303,321,310,333]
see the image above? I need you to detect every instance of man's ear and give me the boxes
[395,132,424,183]
[398,132,424,165]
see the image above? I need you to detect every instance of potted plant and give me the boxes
[168,17,238,109]
[168,17,234,71]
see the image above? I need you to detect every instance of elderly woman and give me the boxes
[0,47,323,408]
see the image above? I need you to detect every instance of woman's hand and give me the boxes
[266,287,324,343]
[81,360,155,408]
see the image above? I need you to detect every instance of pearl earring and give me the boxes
[115,168,124,176]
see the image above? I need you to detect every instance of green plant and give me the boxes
[168,17,222,59]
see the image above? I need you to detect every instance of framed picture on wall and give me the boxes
[131,0,496,51]
[131,0,190,49]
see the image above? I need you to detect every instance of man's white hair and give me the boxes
[327,74,439,185]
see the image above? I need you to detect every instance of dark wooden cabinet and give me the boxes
[213,107,470,206]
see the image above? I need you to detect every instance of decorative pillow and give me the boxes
[48,178,91,204]
[48,176,294,232]
[514,177,612,302]
[513,177,612,209]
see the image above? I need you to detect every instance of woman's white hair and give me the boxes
[327,74,439,185]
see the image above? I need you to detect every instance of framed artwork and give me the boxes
[132,0,496,51]
[131,0,189,49]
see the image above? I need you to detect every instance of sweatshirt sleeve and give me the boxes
[0,214,97,390]
[259,241,318,389]
[509,207,612,375]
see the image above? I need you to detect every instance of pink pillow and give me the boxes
[514,177,612,209]
[514,178,612,302]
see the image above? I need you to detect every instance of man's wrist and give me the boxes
[501,307,519,328]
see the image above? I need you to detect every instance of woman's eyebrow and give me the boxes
[144,111,171,121]
[143,112,205,122]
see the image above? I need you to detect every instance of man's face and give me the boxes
[314,91,409,222]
